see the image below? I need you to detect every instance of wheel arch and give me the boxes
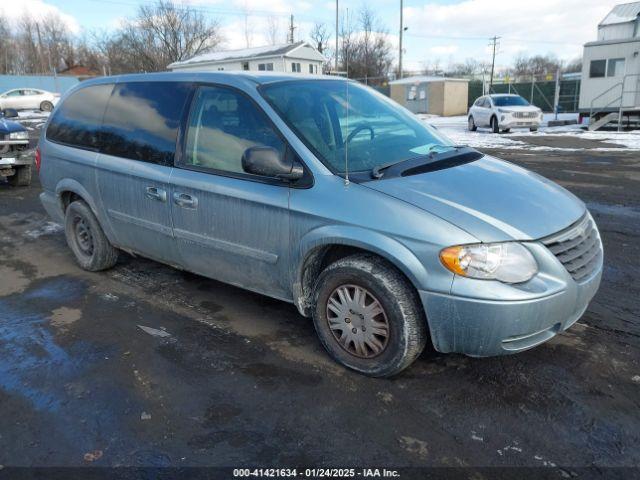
[293,226,429,317]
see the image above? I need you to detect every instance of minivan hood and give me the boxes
[363,155,585,242]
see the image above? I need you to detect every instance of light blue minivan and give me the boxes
[38,72,603,376]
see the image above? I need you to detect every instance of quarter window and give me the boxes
[183,86,285,175]
[100,82,192,165]
[590,59,606,78]
[46,84,114,149]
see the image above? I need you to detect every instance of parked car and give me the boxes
[468,94,543,133]
[0,88,59,112]
[0,108,33,186]
[38,73,602,376]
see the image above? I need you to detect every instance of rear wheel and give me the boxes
[65,200,118,271]
[468,116,477,131]
[8,165,31,186]
[40,101,53,112]
[312,254,427,377]
[530,127,538,132]
[490,116,499,133]
[502,128,511,133]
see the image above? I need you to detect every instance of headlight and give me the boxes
[497,108,511,114]
[9,131,28,140]
[440,242,538,283]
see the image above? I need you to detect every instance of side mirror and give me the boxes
[1,108,18,118]
[242,146,303,181]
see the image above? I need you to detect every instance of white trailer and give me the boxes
[579,2,640,130]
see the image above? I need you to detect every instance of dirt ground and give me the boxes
[0,133,639,476]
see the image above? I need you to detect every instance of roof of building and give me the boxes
[389,75,469,85]
[600,1,640,26]
[168,41,325,69]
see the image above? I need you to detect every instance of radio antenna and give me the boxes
[344,7,350,186]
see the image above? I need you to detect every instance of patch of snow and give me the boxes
[138,325,171,338]
[421,113,640,151]
[24,222,63,239]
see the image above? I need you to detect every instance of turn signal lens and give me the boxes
[440,242,538,284]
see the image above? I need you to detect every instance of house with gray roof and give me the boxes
[167,41,326,75]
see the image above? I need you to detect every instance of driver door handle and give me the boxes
[173,192,198,209]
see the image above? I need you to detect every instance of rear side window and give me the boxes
[47,84,113,150]
[100,82,192,165]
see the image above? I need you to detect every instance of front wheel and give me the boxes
[530,127,538,132]
[468,116,477,131]
[490,116,499,133]
[312,254,427,377]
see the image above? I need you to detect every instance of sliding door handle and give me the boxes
[145,186,167,202]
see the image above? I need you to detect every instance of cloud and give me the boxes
[430,45,459,55]
[0,0,80,33]
[403,0,622,61]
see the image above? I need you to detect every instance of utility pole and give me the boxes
[398,0,404,79]
[335,0,339,72]
[288,15,296,44]
[488,35,500,92]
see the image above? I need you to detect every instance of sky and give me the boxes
[0,0,626,71]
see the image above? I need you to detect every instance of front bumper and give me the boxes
[0,147,34,167]
[419,243,602,357]
[500,117,541,129]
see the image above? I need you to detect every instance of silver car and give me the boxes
[0,88,59,112]
[38,73,603,376]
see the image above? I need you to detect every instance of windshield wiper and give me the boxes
[371,145,468,179]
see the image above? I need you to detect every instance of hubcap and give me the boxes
[326,284,389,359]
[74,216,94,256]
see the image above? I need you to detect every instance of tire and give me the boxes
[8,165,31,186]
[490,116,499,133]
[468,116,477,131]
[312,253,427,377]
[502,128,511,133]
[40,101,53,112]
[64,200,118,271]
[530,127,538,132]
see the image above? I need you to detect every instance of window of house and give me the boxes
[589,59,606,78]
[217,67,224,71]
[292,62,301,73]
[258,63,274,71]
[607,58,625,77]
[309,64,314,74]
[100,82,192,165]
[183,86,285,175]
[242,62,249,70]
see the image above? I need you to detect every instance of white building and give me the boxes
[579,2,640,128]
[167,41,326,75]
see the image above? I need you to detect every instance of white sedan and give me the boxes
[0,88,60,112]
[468,94,543,133]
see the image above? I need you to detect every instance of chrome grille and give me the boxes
[513,111,538,119]
[541,214,602,282]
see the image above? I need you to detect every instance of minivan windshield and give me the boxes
[260,80,454,174]
[492,95,530,107]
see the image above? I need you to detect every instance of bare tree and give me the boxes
[309,22,330,54]
[265,16,281,45]
[111,0,224,72]
[338,6,393,84]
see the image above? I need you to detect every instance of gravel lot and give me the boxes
[0,123,639,476]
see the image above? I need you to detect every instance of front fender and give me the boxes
[296,224,431,302]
